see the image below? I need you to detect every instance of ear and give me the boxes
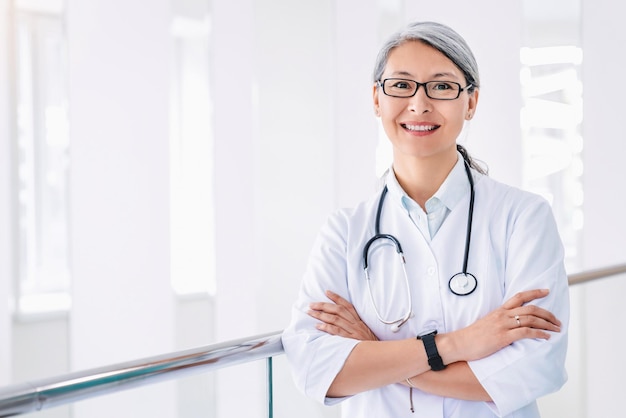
[373,83,381,116]
[465,88,479,120]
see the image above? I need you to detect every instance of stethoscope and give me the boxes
[362,161,477,332]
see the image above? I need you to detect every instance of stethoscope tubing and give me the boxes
[461,161,475,274]
[362,160,477,330]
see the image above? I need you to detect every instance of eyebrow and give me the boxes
[388,71,461,80]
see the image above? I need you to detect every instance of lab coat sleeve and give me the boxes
[468,194,570,417]
[281,209,360,406]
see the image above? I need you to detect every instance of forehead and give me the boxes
[383,40,463,80]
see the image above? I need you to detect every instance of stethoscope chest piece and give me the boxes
[448,272,477,296]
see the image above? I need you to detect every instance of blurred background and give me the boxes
[0,0,624,417]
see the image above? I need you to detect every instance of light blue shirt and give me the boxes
[387,153,474,240]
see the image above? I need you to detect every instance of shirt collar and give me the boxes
[385,152,474,214]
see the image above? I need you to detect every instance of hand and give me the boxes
[308,290,379,341]
[443,289,561,364]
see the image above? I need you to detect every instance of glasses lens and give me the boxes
[425,81,461,100]
[383,79,417,97]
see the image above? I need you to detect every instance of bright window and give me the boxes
[14,4,71,314]
[169,15,216,296]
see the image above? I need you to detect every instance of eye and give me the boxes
[431,82,454,91]
[426,82,462,99]
[390,80,412,90]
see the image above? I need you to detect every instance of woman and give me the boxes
[282,21,569,418]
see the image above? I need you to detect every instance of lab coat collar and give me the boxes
[385,151,478,213]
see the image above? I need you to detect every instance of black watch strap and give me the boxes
[418,331,446,371]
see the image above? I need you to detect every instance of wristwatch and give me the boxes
[418,331,446,371]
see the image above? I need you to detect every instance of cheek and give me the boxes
[441,103,470,125]
[378,99,404,120]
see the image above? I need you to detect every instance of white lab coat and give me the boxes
[282,163,569,418]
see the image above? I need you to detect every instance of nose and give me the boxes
[407,86,432,114]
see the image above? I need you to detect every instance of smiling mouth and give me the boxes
[401,123,440,132]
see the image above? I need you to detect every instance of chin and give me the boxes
[395,145,456,161]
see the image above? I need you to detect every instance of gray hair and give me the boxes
[372,21,480,93]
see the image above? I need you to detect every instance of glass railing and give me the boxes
[1,263,625,418]
[0,331,283,417]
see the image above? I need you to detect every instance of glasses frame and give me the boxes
[377,78,473,100]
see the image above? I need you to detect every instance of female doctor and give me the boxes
[281,21,569,418]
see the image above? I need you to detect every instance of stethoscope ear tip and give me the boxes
[390,312,414,333]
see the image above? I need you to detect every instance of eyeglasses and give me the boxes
[377,78,473,100]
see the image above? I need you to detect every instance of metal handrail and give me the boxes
[0,331,283,417]
[0,263,625,417]
[568,263,626,286]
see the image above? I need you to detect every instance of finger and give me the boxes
[322,291,364,324]
[315,322,351,337]
[309,301,339,312]
[308,309,354,332]
[501,289,549,310]
[310,309,369,339]
[516,315,561,332]
[325,290,347,304]
[325,290,353,310]
[309,302,360,328]
[308,308,339,324]
[316,319,378,341]
[309,301,350,318]
[515,305,561,327]
[325,290,361,319]
[509,326,552,342]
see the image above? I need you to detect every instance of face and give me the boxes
[373,41,478,163]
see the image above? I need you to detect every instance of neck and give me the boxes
[392,151,458,209]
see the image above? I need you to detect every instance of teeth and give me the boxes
[404,124,437,132]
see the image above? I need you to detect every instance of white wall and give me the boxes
[0,0,13,388]
[210,0,342,416]
[332,0,381,208]
[66,0,176,417]
[210,0,263,416]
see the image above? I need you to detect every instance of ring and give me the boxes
[515,315,521,327]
